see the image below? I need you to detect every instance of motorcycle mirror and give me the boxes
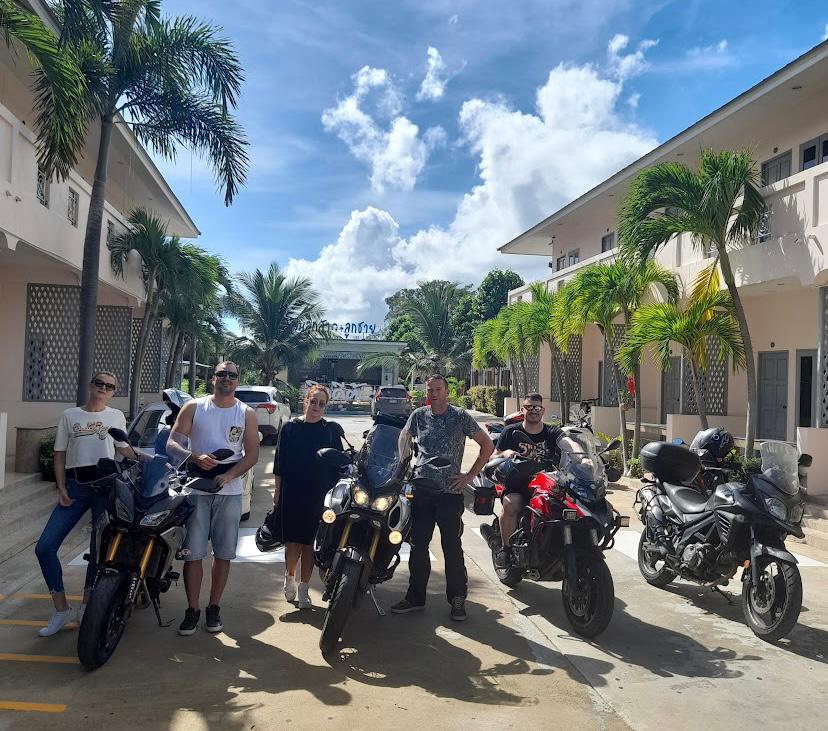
[603,438,621,453]
[425,456,452,468]
[108,427,130,443]
[258,431,264,444]
[798,453,813,468]
[211,448,234,461]
[513,432,534,446]
[317,448,351,467]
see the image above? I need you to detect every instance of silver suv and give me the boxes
[370,385,411,419]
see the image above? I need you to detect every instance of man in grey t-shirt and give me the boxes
[391,374,493,621]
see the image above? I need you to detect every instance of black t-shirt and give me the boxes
[495,423,562,464]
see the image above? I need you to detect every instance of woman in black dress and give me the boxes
[273,385,343,609]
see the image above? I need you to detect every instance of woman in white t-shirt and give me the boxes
[34,371,133,637]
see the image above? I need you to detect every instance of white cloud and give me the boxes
[626,92,641,109]
[322,65,445,192]
[290,49,658,325]
[449,14,459,25]
[666,39,735,72]
[417,47,450,101]
[607,33,658,81]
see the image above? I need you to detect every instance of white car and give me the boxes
[234,386,292,445]
[127,396,257,521]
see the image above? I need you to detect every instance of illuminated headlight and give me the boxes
[765,497,787,521]
[115,498,132,522]
[388,530,403,545]
[322,509,337,524]
[371,495,393,512]
[140,510,171,527]
[352,488,369,506]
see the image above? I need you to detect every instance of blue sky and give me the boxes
[157,0,828,328]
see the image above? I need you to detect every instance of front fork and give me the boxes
[747,526,760,588]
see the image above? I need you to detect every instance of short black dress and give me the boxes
[274,418,344,545]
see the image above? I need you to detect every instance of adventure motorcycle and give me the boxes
[478,427,628,637]
[636,439,812,641]
[314,421,449,656]
[77,429,233,670]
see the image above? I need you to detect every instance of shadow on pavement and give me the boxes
[512,581,760,683]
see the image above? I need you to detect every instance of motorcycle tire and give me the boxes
[562,551,614,638]
[637,531,676,588]
[483,519,522,587]
[742,555,802,642]
[77,572,130,671]
[319,558,362,657]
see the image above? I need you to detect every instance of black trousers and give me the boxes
[406,492,467,604]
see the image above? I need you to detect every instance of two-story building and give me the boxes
[500,39,828,485]
[0,0,198,472]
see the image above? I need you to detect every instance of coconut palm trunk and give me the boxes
[129,269,159,418]
[632,358,642,458]
[76,115,115,405]
[188,334,198,396]
[688,356,710,430]
[164,328,182,388]
[606,328,629,471]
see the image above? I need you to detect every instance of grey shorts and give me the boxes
[183,494,242,561]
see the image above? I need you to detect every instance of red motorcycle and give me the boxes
[477,428,628,637]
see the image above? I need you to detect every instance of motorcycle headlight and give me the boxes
[115,498,132,522]
[371,495,393,512]
[764,496,787,521]
[140,510,171,527]
[352,488,369,506]
[789,503,804,524]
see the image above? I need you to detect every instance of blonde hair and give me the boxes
[91,370,118,386]
[305,384,330,405]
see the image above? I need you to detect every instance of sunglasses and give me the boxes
[522,404,543,411]
[214,370,239,380]
[92,379,117,391]
[308,398,328,407]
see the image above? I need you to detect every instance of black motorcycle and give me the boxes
[314,421,449,656]
[77,429,232,670]
[636,439,812,641]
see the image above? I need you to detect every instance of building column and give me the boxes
[818,287,828,428]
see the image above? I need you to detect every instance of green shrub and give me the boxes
[627,457,642,479]
[458,395,473,409]
[411,389,425,408]
[280,383,301,413]
[39,434,56,482]
[734,456,763,482]
[466,386,509,416]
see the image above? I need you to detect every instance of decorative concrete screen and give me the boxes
[23,284,132,401]
[551,335,582,402]
[820,288,828,427]
[512,352,540,398]
[601,325,626,407]
[681,336,728,416]
[131,319,164,394]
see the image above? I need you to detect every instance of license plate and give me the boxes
[385,398,401,403]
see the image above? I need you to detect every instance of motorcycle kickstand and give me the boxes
[149,587,174,628]
[368,585,386,617]
[710,585,734,605]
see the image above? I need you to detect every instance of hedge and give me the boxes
[466,386,510,417]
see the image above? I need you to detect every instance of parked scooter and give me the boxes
[77,430,232,670]
[314,421,450,656]
[636,439,812,641]
[478,427,628,637]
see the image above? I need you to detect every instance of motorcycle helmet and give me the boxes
[162,388,190,425]
[689,427,734,465]
[493,457,538,493]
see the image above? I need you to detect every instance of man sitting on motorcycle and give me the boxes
[491,393,563,568]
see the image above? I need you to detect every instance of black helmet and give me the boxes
[689,427,734,464]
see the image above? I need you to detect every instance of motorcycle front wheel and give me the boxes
[319,557,362,657]
[562,551,614,637]
[742,555,802,642]
[77,572,130,670]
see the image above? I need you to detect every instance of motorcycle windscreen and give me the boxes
[141,431,191,498]
[759,441,801,496]
[361,424,404,490]
[558,429,608,501]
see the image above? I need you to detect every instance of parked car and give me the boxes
[127,396,256,521]
[234,386,292,445]
[370,385,412,419]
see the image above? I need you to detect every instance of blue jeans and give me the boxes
[35,479,106,593]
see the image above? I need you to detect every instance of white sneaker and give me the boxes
[297,582,312,609]
[284,574,297,602]
[39,608,76,637]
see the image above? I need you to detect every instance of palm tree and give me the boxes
[33,2,249,405]
[225,264,327,386]
[0,0,89,178]
[110,209,219,415]
[557,260,679,466]
[618,149,765,452]
[617,291,745,430]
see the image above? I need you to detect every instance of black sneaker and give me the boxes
[450,597,467,622]
[495,548,512,569]
[178,608,200,636]
[390,598,425,614]
[205,604,223,633]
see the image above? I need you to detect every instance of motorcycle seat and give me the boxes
[664,482,712,514]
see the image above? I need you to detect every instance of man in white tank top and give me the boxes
[169,361,259,635]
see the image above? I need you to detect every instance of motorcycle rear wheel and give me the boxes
[319,558,362,657]
[485,518,522,587]
[742,555,802,642]
[562,551,614,637]
[77,573,130,670]
[637,531,677,588]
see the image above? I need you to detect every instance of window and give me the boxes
[556,255,566,271]
[67,188,79,227]
[601,232,615,252]
[36,168,50,207]
[234,389,271,404]
[800,134,828,171]
[568,249,580,267]
[106,220,115,244]
[760,150,791,186]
